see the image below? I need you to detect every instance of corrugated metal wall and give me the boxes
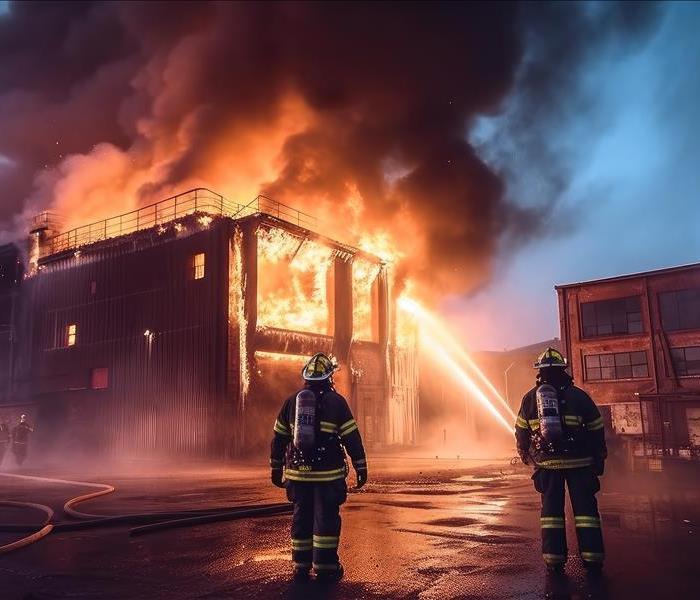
[11,217,231,458]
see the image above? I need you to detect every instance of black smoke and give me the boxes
[0,1,661,294]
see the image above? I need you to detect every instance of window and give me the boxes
[670,347,700,377]
[193,253,205,280]
[580,296,643,338]
[659,289,700,331]
[91,367,109,390]
[66,324,77,347]
[585,351,649,381]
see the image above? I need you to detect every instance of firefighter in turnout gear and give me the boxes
[515,348,607,574]
[270,353,367,581]
[0,419,10,466]
[12,414,34,466]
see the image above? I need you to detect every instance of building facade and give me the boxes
[557,263,700,465]
[0,189,419,459]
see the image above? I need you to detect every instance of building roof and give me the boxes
[555,261,700,290]
[35,187,382,265]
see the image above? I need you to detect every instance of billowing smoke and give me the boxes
[0,1,661,297]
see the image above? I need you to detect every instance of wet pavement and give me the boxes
[1,458,699,599]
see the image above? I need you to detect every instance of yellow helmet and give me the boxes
[534,347,567,369]
[302,353,338,381]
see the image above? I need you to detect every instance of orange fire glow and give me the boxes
[256,227,334,335]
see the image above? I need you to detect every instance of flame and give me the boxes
[352,257,381,341]
[232,228,249,403]
[256,227,334,334]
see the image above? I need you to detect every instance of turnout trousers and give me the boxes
[286,479,347,573]
[532,467,604,566]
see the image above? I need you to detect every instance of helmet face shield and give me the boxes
[302,353,337,381]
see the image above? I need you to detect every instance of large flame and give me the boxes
[256,226,334,335]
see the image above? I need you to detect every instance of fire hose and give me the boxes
[0,472,292,554]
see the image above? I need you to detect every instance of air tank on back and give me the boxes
[293,389,317,453]
[536,384,563,443]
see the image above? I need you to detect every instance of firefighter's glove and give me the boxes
[355,468,368,489]
[593,458,605,477]
[271,468,285,488]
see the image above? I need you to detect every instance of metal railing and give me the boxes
[41,188,317,257]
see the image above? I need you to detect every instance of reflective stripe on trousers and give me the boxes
[286,479,347,572]
[532,467,604,565]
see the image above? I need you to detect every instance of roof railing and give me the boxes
[41,188,317,257]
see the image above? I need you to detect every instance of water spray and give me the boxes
[398,297,515,433]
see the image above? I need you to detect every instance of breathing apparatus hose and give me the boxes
[0,472,292,554]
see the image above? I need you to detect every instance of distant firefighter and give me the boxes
[0,418,10,465]
[12,414,34,466]
[270,353,368,582]
[515,348,607,575]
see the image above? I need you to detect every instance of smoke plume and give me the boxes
[0,1,661,296]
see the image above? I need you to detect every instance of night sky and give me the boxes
[450,1,700,350]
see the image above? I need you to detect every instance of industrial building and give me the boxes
[556,263,700,467]
[0,189,419,458]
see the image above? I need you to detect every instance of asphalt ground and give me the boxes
[0,457,698,599]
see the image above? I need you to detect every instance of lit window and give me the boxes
[193,253,205,280]
[66,324,77,347]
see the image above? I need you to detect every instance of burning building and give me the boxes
[0,188,418,458]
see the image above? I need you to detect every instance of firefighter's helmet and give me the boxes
[302,353,338,382]
[534,347,568,369]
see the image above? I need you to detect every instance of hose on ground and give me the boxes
[0,500,54,555]
[0,502,293,533]
[130,503,294,537]
[0,472,292,554]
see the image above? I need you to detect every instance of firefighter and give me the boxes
[515,348,606,575]
[12,414,34,467]
[0,418,10,466]
[270,353,368,581]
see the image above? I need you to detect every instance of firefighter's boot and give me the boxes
[316,563,344,582]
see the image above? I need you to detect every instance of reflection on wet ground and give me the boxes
[0,459,699,599]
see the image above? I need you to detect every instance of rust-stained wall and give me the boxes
[558,266,700,405]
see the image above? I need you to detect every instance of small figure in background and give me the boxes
[0,419,10,466]
[12,414,34,466]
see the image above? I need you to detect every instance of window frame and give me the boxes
[584,350,649,382]
[670,346,700,378]
[192,252,206,280]
[659,288,700,332]
[65,323,77,348]
[579,296,643,339]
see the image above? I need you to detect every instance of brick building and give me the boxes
[556,263,700,465]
